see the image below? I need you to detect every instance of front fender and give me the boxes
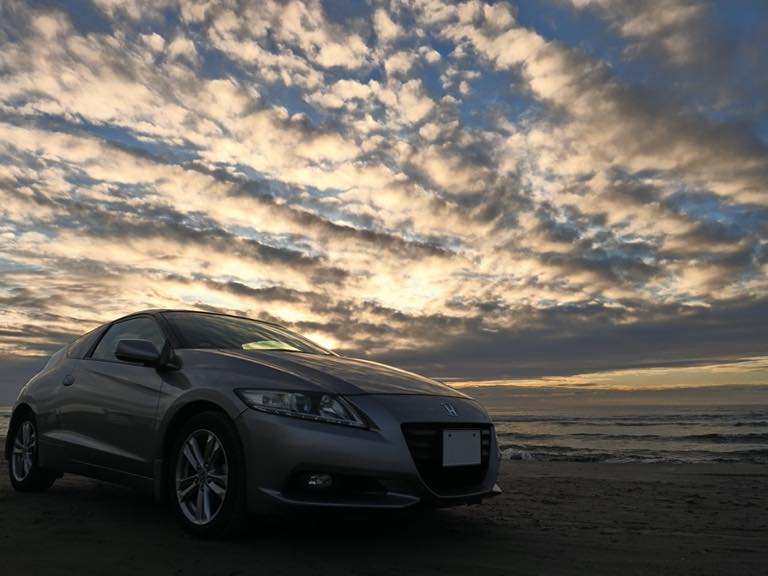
[154,386,248,459]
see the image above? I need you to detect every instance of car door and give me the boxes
[60,315,168,478]
[34,324,108,472]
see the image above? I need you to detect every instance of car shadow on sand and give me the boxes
[5,468,500,543]
[2,462,516,576]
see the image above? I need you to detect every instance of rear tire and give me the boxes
[168,411,247,538]
[8,412,57,492]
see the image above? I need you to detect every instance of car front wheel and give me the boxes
[169,411,246,538]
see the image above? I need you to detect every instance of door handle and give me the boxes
[62,374,75,387]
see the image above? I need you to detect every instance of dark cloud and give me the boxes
[372,297,768,380]
[565,0,768,118]
[224,178,457,259]
[3,185,350,283]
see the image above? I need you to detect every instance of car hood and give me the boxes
[187,349,469,398]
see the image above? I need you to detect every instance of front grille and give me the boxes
[402,423,492,495]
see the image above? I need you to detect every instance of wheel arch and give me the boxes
[157,399,244,501]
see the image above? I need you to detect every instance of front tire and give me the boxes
[168,411,247,538]
[8,412,57,492]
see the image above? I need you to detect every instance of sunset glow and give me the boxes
[0,0,766,389]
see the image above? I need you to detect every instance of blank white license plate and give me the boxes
[442,429,481,467]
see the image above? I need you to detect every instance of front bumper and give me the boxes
[234,394,502,512]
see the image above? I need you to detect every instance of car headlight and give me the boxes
[235,389,368,428]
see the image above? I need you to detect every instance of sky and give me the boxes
[0,0,766,398]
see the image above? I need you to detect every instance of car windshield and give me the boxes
[165,312,332,355]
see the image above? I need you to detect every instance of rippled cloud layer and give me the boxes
[0,0,766,383]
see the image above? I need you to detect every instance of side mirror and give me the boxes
[115,339,161,365]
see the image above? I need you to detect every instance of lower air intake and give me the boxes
[402,423,492,495]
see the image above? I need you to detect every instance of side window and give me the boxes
[90,317,167,362]
[67,325,107,359]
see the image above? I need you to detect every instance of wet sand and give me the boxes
[0,455,766,575]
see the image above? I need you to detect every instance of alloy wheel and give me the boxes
[174,429,229,525]
[11,420,37,483]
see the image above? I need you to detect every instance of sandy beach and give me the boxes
[1,453,765,576]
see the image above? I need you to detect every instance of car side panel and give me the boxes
[57,359,165,477]
[16,351,82,471]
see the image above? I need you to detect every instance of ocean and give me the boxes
[493,405,768,464]
[0,406,10,439]
[2,403,767,464]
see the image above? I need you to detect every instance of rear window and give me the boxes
[66,325,107,359]
[43,346,67,371]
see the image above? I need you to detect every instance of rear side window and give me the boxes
[91,316,167,362]
[67,326,107,359]
[43,346,67,371]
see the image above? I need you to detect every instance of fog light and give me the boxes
[307,473,333,489]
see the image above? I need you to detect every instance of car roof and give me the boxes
[112,309,286,329]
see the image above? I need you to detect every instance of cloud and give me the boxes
[374,297,768,380]
[564,0,709,65]
[195,0,370,72]
[0,0,765,385]
[438,2,768,203]
[374,7,401,44]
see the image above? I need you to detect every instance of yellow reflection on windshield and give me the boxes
[242,340,300,351]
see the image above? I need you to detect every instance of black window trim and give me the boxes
[66,324,108,359]
[86,313,172,365]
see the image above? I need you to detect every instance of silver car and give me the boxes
[5,310,501,537]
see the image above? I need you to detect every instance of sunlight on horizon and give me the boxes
[450,357,768,391]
